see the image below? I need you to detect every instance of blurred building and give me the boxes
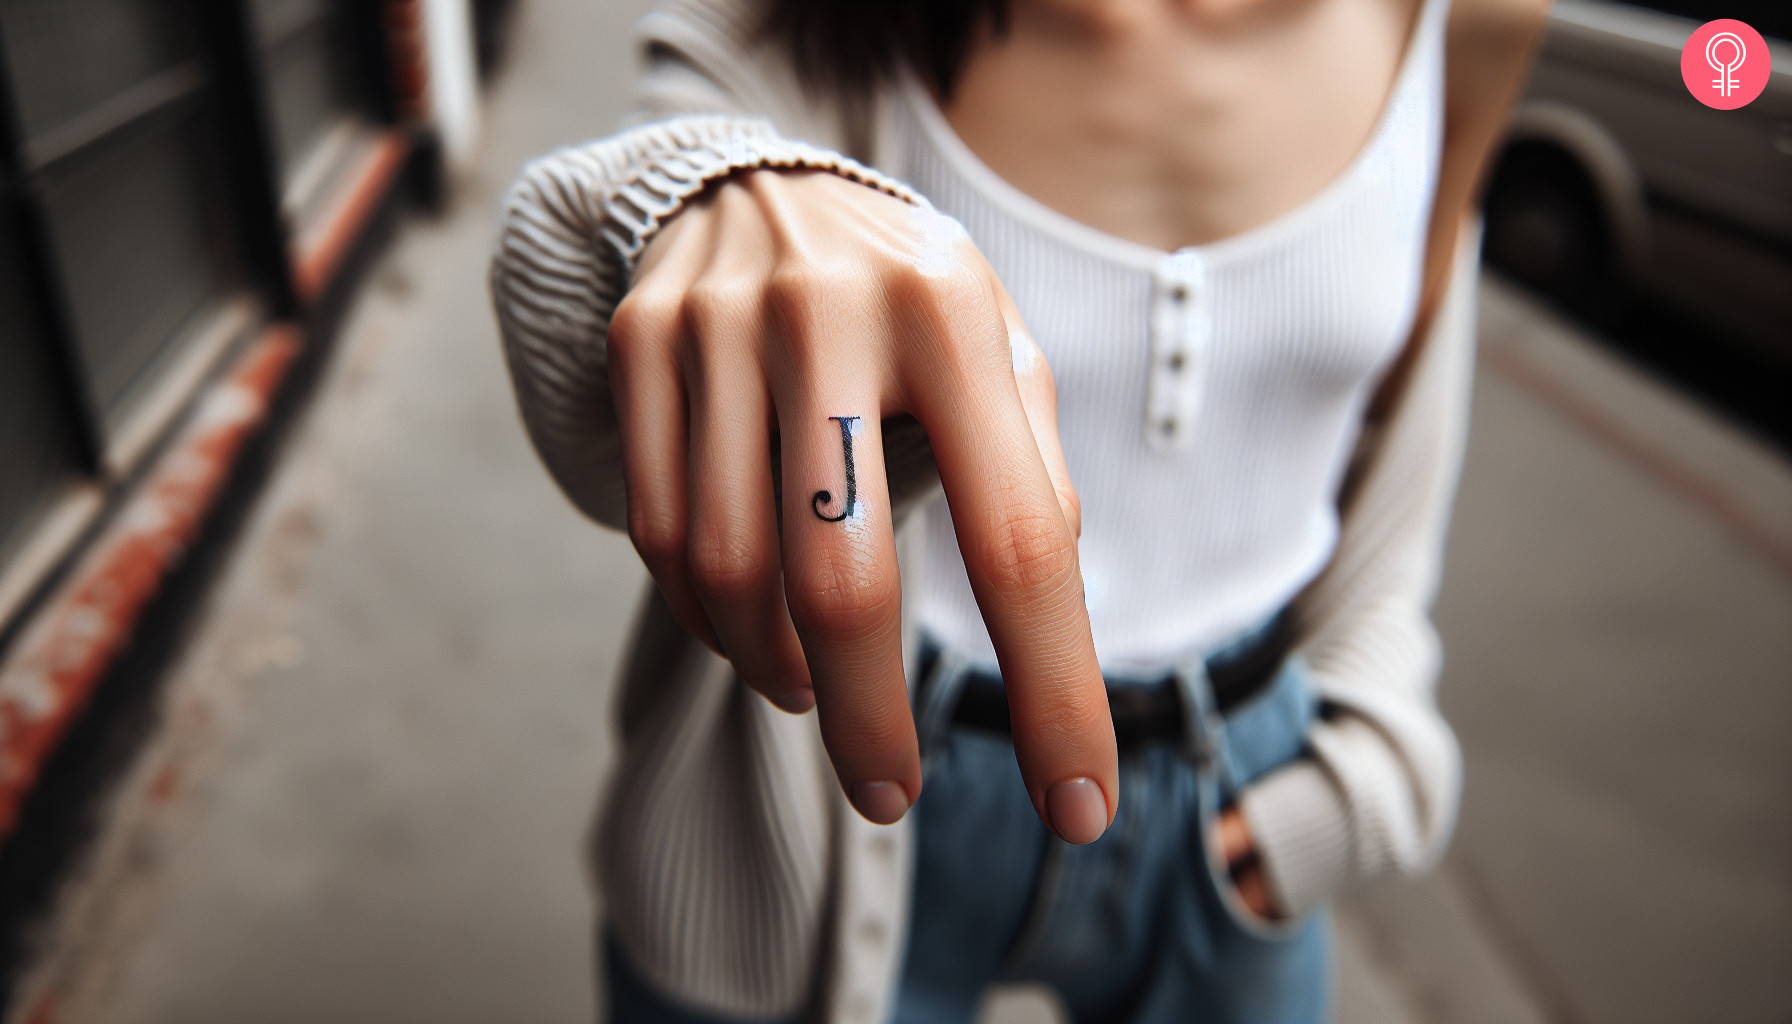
[0,0,495,938]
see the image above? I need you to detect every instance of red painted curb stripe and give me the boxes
[1480,343,1792,578]
[0,325,303,842]
[0,130,406,847]
[293,131,409,305]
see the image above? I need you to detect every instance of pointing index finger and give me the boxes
[899,285,1116,843]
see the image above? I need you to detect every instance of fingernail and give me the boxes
[1046,778,1108,844]
[850,781,911,825]
[772,687,815,713]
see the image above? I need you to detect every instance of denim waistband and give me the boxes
[914,608,1296,770]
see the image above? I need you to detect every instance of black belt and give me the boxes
[922,610,1296,753]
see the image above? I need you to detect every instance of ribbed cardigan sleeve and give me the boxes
[1237,228,1478,917]
[490,116,923,531]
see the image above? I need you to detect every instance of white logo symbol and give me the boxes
[1706,32,1746,97]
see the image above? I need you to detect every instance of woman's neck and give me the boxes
[941,0,1420,250]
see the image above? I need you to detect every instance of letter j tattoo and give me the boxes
[812,416,861,522]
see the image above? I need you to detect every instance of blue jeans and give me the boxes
[607,633,1328,1024]
[895,640,1328,1023]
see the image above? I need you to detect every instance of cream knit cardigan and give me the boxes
[490,1,1470,1019]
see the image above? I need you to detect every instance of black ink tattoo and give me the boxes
[811,416,861,522]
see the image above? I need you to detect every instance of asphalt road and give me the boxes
[5,2,1788,1022]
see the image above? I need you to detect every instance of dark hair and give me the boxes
[762,0,1011,100]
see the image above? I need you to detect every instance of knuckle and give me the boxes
[765,263,851,326]
[896,250,984,293]
[683,277,761,340]
[818,693,911,751]
[889,268,1004,376]
[626,502,683,570]
[977,510,1077,597]
[1025,690,1111,744]
[897,262,990,323]
[608,287,681,364]
[686,524,776,604]
[764,264,874,367]
[786,556,900,641]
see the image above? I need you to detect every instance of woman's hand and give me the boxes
[609,168,1116,842]
[1218,806,1277,919]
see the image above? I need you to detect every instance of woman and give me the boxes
[490,0,1544,1019]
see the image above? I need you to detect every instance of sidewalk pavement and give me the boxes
[7,1,1789,1022]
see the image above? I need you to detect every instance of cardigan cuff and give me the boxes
[597,114,929,276]
[1236,759,1356,918]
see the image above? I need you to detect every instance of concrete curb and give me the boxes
[0,127,414,848]
[0,327,302,843]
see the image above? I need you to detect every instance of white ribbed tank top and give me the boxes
[897,0,1448,674]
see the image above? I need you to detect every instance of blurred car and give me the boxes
[1481,0,1792,363]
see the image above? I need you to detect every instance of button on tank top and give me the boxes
[896,0,1450,674]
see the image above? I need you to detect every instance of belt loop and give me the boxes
[1172,650,1224,771]
[915,640,972,766]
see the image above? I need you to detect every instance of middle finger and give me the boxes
[775,374,917,826]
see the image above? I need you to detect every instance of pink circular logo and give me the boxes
[1681,20,1769,110]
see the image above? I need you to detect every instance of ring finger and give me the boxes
[684,316,814,711]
